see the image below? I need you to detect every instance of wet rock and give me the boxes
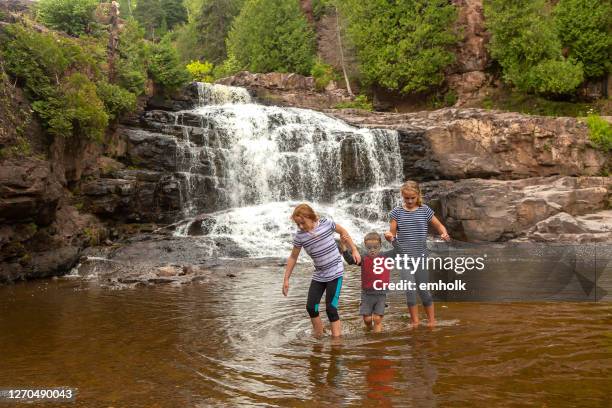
[156,265,178,277]
[0,158,62,225]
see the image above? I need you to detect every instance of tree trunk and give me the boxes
[335,6,353,96]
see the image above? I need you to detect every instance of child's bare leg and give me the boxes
[363,315,373,329]
[408,305,419,326]
[330,320,342,338]
[424,304,435,327]
[372,314,383,333]
[311,316,324,337]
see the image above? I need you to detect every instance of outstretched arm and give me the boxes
[335,223,361,265]
[282,246,301,296]
[384,219,398,242]
[338,238,363,265]
[430,216,450,241]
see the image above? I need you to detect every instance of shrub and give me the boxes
[484,0,584,95]
[586,114,612,151]
[36,0,99,36]
[525,59,584,95]
[334,94,373,111]
[116,19,149,95]
[96,81,137,120]
[213,53,242,79]
[33,73,108,141]
[311,59,336,90]
[186,60,214,83]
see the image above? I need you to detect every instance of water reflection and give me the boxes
[0,263,611,407]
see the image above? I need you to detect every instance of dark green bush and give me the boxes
[484,0,584,95]
[554,0,612,78]
[36,0,99,36]
[96,81,137,120]
[116,19,149,95]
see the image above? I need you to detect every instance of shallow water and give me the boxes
[1,263,611,407]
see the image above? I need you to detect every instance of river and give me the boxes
[1,262,611,407]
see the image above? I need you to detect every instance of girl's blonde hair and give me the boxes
[292,203,319,222]
[400,180,423,206]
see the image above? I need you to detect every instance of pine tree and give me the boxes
[195,0,244,64]
[225,0,316,75]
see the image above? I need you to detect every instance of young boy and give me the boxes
[339,232,399,333]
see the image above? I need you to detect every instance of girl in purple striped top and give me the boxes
[282,203,361,338]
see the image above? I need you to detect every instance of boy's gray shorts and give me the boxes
[360,291,387,316]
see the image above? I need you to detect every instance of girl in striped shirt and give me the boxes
[384,181,450,327]
[282,203,361,338]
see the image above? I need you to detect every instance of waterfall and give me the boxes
[156,82,403,256]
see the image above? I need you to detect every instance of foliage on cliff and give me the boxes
[0,4,187,142]
[483,0,611,96]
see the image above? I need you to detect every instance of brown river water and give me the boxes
[1,263,611,407]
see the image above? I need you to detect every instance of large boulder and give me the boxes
[425,176,612,242]
[331,108,610,180]
[216,71,353,109]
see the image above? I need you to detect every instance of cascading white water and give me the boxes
[165,83,404,256]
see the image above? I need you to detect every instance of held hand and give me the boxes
[282,280,289,297]
[384,231,394,242]
[352,249,361,265]
[440,232,451,241]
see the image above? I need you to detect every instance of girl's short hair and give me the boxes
[400,180,423,206]
[292,203,319,222]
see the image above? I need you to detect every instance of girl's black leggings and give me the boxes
[305,276,343,322]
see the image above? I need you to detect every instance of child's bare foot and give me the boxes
[363,316,373,330]
[427,319,436,328]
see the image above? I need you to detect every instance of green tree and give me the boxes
[134,0,164,39]
[225,0,316,75]
[338,0,459,94]
[134,0,187,40]
[116,18,149,94]
[194,0,244,64]
[554,0,612,78]
[36,0,99,36]
[161,0,188,29]
[484,0,584,95]
[148,37,190,91]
